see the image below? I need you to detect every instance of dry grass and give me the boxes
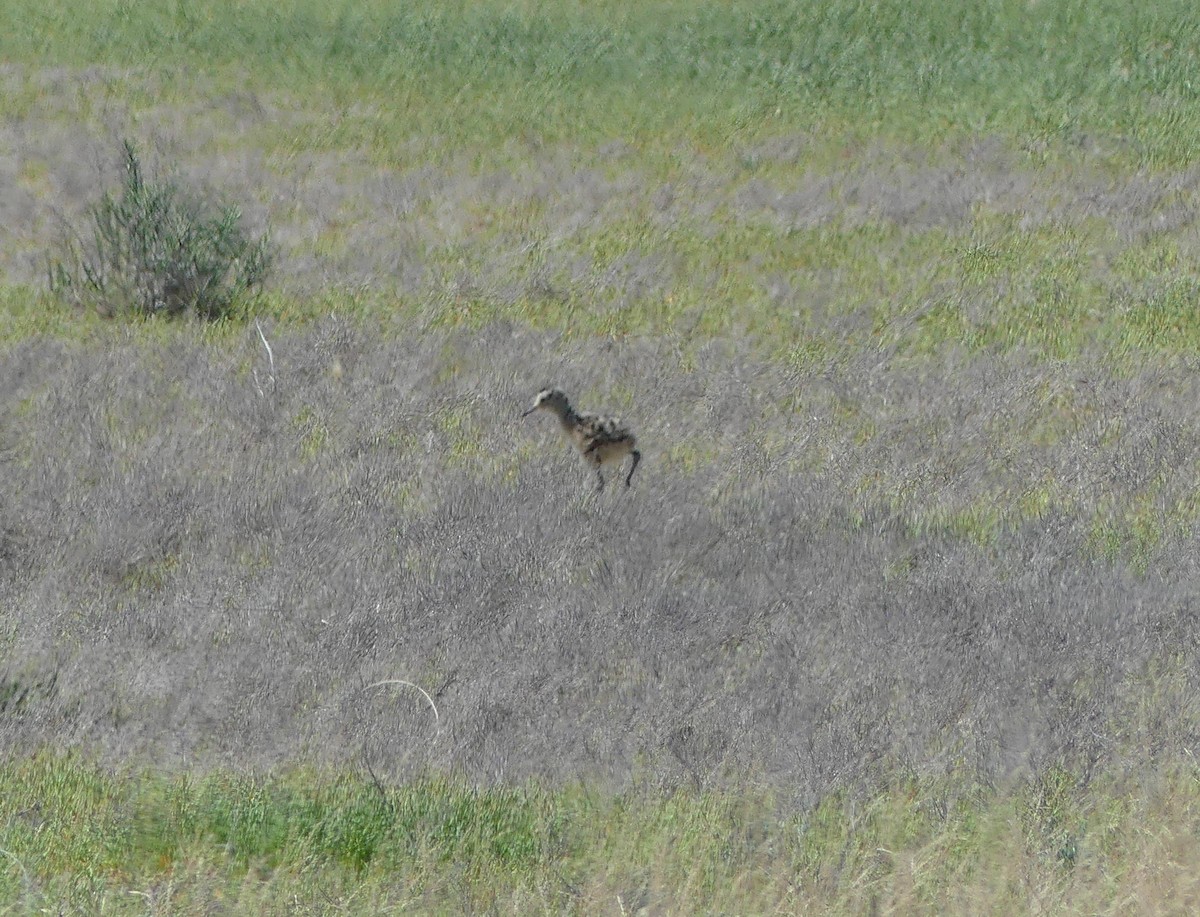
[2,322,1199,799]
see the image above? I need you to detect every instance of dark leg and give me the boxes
[625,450,641,487]
[595,466,606,492]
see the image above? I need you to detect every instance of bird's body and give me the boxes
[523,388,641,490]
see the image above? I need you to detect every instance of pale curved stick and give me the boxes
[365,679,440,734]
[254,318,276,395]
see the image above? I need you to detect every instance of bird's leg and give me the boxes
[625,450,641,487]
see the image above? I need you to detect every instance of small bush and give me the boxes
[49,141,271,320]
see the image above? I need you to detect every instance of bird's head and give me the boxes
[522,387,569,417]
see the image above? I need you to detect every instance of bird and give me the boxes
[522,388,641,491]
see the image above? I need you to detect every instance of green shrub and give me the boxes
[48,141,271,321]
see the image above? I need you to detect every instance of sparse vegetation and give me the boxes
[3,0,1200,913]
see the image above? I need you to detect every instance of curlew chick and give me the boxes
[522,388,641,491]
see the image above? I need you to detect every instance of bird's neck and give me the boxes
[555,406,579,429]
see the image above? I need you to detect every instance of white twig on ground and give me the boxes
[366,679,441,735]
[253,318,276,396]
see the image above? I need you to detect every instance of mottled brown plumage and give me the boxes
[522,388,641,491]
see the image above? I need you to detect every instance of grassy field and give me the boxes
[4,0,1200,912]
[2,755,1199,913]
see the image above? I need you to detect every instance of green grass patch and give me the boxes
[5,0,1200,167]
[3,753,1200,913]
